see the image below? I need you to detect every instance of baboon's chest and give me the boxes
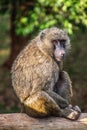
[34,56,59,90]
[50,62,59,89]
[42,60,59,90]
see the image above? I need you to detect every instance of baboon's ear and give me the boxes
[40,31,45,40]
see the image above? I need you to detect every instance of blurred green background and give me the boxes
[0,0,87,113]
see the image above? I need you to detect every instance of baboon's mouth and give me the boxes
[55,55,64,61]
[55,57,62,61]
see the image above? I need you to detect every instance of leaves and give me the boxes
[0,0,87,36]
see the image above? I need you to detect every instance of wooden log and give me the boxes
[0,113,87,130]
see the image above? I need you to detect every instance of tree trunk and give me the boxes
[0,113,87,130]
[2,2,31,69]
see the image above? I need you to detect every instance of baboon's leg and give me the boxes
[22,91,80,120]
[23,91,62,117]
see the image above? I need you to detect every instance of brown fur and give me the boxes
[11,27,81,120]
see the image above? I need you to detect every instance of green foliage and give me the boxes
[0,0,87,36]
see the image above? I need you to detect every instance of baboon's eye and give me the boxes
[59,40,66,48]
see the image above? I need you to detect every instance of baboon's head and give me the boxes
[38,27,70,61]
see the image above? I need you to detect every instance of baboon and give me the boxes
[11,27,81,120]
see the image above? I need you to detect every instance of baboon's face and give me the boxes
[52,39,66,61]
[40,27,70,61]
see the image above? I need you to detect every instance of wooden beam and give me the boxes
[0,113,87,130]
